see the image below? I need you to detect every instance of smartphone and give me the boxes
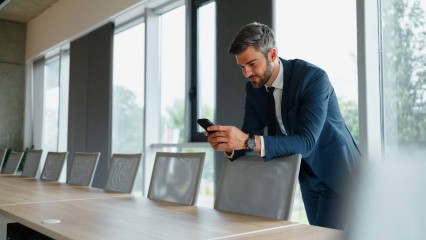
[197,118,215,132]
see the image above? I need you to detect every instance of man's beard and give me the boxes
[250,60,274,88]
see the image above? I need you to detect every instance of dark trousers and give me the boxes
[298,160,348,230]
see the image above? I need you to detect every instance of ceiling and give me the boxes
[0,0,58,23]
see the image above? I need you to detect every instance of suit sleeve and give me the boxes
[263,68,332,161]
[229,83,266,161]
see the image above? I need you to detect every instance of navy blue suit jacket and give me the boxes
[231,58,360,195]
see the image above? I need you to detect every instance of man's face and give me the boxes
[235,46,274,88]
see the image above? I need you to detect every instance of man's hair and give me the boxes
[228,22,276,57]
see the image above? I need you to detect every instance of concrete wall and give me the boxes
[0,19,26,151]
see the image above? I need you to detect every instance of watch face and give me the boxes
[247,138,256,150]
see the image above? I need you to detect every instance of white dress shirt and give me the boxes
[260,61,287,157]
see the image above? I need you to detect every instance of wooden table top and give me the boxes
[0,176,126,206]
[210,223,343,240]
[0,176,342,240]
[0,196,300,240]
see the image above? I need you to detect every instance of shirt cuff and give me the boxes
[224,150,235,158]
[260,136,265,157]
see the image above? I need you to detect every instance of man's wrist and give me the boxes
[245,133,256,152]
[254,135,261,154]
[244,134,261,154]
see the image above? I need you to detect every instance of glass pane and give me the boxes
[381,0,426,158]
[160,6,186,143]
[43,57,60,151]
[197,2,216,131]
[275,0,358,224]
[113,22,145,195]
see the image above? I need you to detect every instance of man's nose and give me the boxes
[242,67,251,78]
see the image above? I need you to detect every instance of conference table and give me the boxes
[0,176,342,240]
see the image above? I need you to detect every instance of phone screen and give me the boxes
[197,118,215,132]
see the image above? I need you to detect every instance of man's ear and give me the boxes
[269,48,278,61]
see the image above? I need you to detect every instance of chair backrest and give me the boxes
[104,153,142,193]
[1,151,24,174]
[214,154,302,220]
[40,152,68,181]
[0,148,8,172]
[21,149,43,177]
[148,152,205,205]
[66,152,100,186]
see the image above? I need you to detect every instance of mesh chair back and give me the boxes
[66,152,100,186]
[214,154,302,220]
[1,151,24,174]
[104,153,142,193]
[40,152,68,181]
[21,150,43,177]
[148,152,205,205]
[0,149,8,172]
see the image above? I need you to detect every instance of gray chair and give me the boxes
[66,152,100,186]
[1,151,24,174]
[148,152,205,205]
[21,149,43,178]
[40,152,68,181]
[214,154,302,220]
[0,148,8,172]
[104,153,142,193]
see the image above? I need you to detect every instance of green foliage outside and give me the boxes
[112,86,144,153]
[339,98,359,145]
[162,100,185,143]
[382,0,426,149]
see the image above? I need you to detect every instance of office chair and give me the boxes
[0,148,8,172]
[40,152,68,181]
[1,151,24,174]
[21,149,43,178]
[104,153,142,193]
[214,154,302,220]
[148,152,205,205]
[66,152,100,186]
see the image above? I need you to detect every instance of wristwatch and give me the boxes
[245,134,256,152]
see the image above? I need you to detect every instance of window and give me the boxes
[381,0,426,158]
[31,49,69,181]
[149,2,215,207]
[43,56,61,151]
[113,22,145,154]
[113,21,145,195]
[194,1,216,136]
[160,6,186,144]
[275,0,358,223]
[40,50,69,153]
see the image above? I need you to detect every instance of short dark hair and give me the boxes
[228,22,276,56]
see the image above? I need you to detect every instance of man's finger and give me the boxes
[207,125,229,132]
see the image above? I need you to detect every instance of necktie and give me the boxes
[267,87,277,136]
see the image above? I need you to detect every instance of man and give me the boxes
[206,22,361,229]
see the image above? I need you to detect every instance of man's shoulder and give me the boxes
[282,58,323,71]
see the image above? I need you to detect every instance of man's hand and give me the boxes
[204,125,248,152]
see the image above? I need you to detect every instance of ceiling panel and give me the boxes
[0,0,58,23]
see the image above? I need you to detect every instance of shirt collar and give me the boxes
[272,60,283,89]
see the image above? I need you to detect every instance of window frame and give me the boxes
[189,0,216,142]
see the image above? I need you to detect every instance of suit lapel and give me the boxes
[280,58,293,131]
